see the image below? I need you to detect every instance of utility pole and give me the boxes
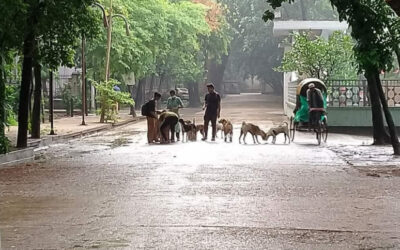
[105,0,113,82]
[81,34,86,125]
[49,71,55,135]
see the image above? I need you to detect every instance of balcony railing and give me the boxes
[326,79,400,107]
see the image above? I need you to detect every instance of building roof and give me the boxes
[273,20,348,37]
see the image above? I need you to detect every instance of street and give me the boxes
[1,94,400,249]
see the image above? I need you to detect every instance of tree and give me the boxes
[264,0,400,155]
[0,0,26,153]
[220,0,337,96]
[15,0,100,148]
[276,31,358,81]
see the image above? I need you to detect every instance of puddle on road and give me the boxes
[0,196,74,223]
[110,138,131,148]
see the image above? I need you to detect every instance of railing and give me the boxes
[287,80,298,106]
[326,79,400,107]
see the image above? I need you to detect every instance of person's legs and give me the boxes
[211,115,217,140]
[153,118,160,142]
[170,117,178,142]
[175,122,180,141]
[147,117,154,143]
[160,120,169,142]
[203,115,210,140]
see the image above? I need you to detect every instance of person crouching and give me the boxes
[159,111,179,144]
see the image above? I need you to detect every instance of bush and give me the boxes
[94,79,134,123]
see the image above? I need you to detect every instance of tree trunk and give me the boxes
[129,85,136,117]
[207,54,229,96]
[31,60,42,139]
[17,27,36,148]
[375,73,400,155]
[0,54,8,153]
[387,0,400,16]
[299,0,307,20]
[148,74,155,99]
[365,71,390,145]
[158,73,164,93]
[135,78,146,110]
[188,82,201,108]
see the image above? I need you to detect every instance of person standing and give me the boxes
[202,83,221,141]
[142,92,162,144]
[306,83,325,128]
[167,90,184,141]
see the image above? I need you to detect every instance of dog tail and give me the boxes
[282,121,289,126]
[242,121,246,126]
[193,118,196,125]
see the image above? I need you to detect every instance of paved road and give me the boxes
[1,94,400,249]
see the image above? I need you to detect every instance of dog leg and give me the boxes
[239,130,243,144]
[256,136,260,144]
[273,135,276,144]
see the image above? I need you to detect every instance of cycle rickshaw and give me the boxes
[289,78,328,145]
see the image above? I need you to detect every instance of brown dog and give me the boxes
[196,124,205,139]
[239,121,266,144]
[218,118,233,142]
[265,122,290,144]
[179,119,196,142]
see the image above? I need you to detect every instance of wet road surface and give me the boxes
[1,94,400,249]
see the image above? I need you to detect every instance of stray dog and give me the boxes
[216,124,223,138]
[196,122,223,139]
[196,124,205,139]
[179,119,196,142]
[239,121,266,144]
[265,122,290,144]
[218,118,233,142]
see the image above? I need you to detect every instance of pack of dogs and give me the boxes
[177,118,290,144]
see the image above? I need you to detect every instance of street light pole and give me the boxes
[81,34,86,125]
[105,0,113,82]
[49,70,55,135]
[104,1,129,82]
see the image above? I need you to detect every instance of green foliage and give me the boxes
[86,0,231,87]
[94,79,134,123]
[276,31,358,81]
[264,0,400,75]
[5,84,18,127]
[0,133,10,154]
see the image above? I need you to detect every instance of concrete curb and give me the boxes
[0,148,34,168]
[0,116,145,168]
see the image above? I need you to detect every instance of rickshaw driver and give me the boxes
[306,83,325,129]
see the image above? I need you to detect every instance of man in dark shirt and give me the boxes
[202,83,221,141]
[306,83,325,127]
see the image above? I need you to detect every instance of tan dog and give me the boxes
[239,121,266,144]
[179,119,196,142]
[197,123,223,138]
[196,124,205,139]
[265,122,290,144]
[218,118,233,142]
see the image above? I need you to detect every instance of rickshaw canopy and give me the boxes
[296,78,327,96]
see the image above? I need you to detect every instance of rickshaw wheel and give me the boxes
[290,117,296,141]
[316,121,322,145]
[322,118,328,143]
